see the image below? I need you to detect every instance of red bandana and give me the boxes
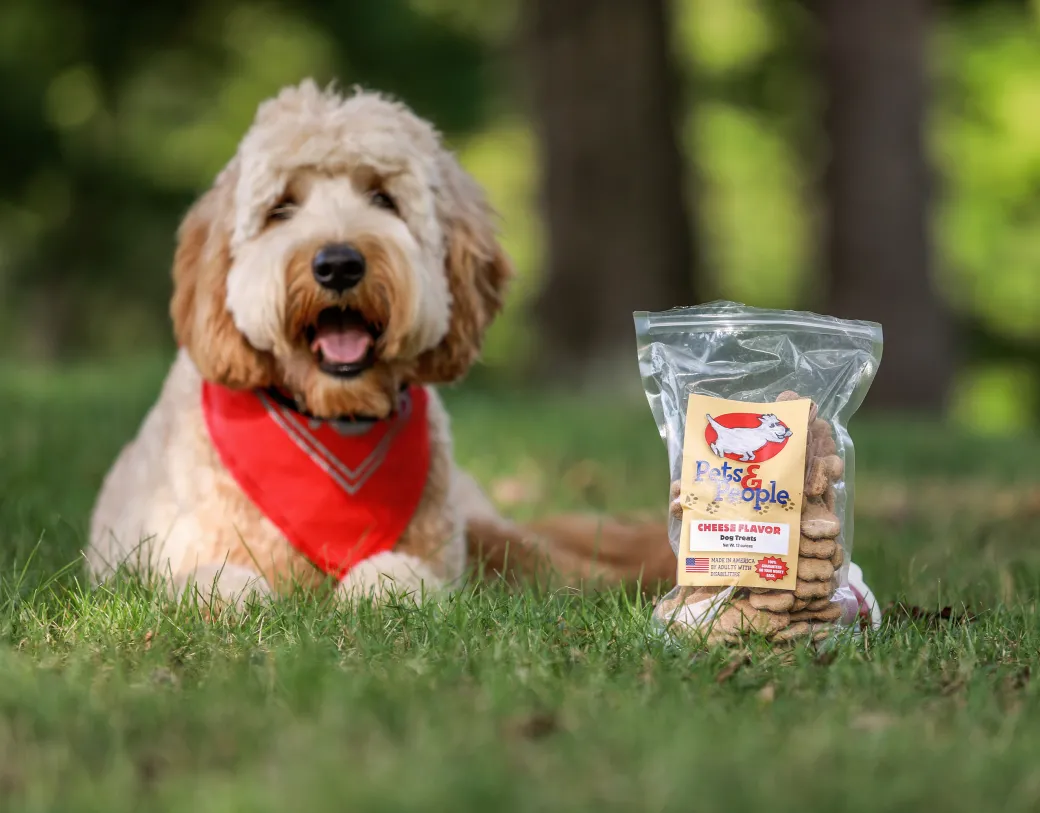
[201,383,430,580]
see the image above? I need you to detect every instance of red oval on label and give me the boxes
[703,412,792,463]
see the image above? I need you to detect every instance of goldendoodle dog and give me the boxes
[86,80,677,608]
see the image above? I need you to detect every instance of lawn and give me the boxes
[1,358,1039,812]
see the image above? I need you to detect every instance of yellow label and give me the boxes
[677,394,811,590]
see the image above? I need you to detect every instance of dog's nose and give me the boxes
[312,243,366,292]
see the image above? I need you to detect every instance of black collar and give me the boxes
[261,384,408,425]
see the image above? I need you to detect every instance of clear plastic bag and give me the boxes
[634,301,882,647]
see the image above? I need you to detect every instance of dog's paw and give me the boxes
[335,552,443,606]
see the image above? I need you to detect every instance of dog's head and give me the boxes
[758,414,793,442]
[171,80,512,419]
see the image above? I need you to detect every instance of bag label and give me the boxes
[677,394,810,590]
[690,521,790,555]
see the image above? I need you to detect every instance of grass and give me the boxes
[1,357,1039,811]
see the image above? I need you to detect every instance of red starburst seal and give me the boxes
[755,556,788,582]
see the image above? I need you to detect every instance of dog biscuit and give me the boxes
[823,486,837,513]
[771,621,812,644]
[771,621,835,645]
[711,601,790,637]
[822,455,844,480]
[794,578,833,600]
[748,591,796,612]
[810,419,838,458]
[797,557,835,582]
[799,537,837,559]
[801,503,841,539]
[805,458,830,497]
[789,603,842,623]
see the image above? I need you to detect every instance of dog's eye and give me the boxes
[267,196,298,224]
[369,189,398,214]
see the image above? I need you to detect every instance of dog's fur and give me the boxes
[86,81,675,607]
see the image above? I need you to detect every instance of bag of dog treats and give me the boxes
[634,301,882,647]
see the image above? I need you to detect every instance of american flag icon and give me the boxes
[685,557,709,573]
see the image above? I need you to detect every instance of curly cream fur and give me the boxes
[86,80,677,609]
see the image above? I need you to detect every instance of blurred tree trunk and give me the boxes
[521,0,697,386]
[819,0,954,411]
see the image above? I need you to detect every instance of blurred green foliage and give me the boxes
[0,0,498,355]
[0,0,1038,430]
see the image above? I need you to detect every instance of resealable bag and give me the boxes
[634,302,882,646]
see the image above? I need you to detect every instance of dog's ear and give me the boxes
[416,158,513,383]
[170,162,274,389]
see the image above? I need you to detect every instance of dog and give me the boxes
[85,80,676,609]
[706,413,792,462]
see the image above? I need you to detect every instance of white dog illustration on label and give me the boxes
[706,413,793,462]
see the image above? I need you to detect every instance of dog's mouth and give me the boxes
[305,307,381,378]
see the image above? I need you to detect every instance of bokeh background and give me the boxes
[1,0,1038,430]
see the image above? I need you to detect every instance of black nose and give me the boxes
[312,243,366,292]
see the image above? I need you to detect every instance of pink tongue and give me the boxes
[312,328,372,364]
